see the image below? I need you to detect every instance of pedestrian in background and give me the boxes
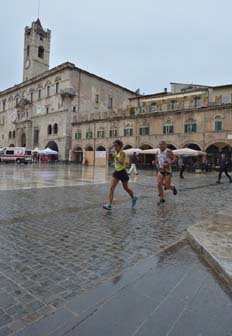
[216,153,232,183]
[128,152,139,176]
[178,157,186,178]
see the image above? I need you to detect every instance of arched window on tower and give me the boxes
[53,123,58,134]
[38,46,44,59]
[27,45,30,57]
[48,125,52,135]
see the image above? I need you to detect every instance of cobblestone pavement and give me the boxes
[0,164,232,335]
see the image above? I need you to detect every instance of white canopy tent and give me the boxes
[38,148,59,155]
[173,148,206,157]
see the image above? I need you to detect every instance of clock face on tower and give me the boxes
[25,59,30,69]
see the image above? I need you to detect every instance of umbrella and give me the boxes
[141,148,159,154]
[173,148,206,157]
[38,148,58,155]
[123,148,143,155]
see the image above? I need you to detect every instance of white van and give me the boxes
[0,147,33,164]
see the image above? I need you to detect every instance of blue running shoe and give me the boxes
[132,196,138,208]
[102,203,112,210]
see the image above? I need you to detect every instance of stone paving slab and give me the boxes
[0,166,231,334]
[187,209,232,290]
[20,241,232,336]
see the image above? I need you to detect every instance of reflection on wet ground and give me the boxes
[0,164,232,334]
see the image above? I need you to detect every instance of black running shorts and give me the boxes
[113,169,129,181]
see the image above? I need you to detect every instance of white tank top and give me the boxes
[157,148,172,172]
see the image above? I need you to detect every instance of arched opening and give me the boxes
[45,141,59,162]
[45,141,59,152]
[167,144,177,150]
[38,46,44,59]
[206,142,232,169]
[185,143,201,151]
[95,146,106,166]
[72,146,83,163]
[21,134,26,147]
[96,145,106,151]
[123,144,133,150]
[85,146,94,166]
[139,144,153,169]
[9,144,15,147]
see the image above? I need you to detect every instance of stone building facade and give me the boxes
[72,83,232,166]
[0,19,136,160]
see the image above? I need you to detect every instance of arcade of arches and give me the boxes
[71,142,232,169]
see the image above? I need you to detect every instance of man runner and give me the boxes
[103,140,138,210]
[156,141,177,205]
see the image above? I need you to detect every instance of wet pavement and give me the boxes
[0,164,231,335]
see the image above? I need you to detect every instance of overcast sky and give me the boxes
[1,0,232,94]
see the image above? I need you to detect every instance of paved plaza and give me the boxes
[0,164,232,335]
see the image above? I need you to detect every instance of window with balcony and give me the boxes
[124,128,133,136]
[184,119,197,133]
[97,130,105,138]
[194,97,202,108]
[75,130,82,140]
[86,131,93,139]
[214,116,223,131]
[163,120,174,134]
[109,129,117,137]
[150,103,157,112]
[139,127,150,135]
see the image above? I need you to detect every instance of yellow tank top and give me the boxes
[114,151,126,171]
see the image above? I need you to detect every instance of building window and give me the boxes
[2,99,6,111]
[139,127,150,135]
[46,86,50,97]
[194,97,202,108]
[222,95,230,104]
[56,82,60,94]
[124,128,133,136]
[38,89,41,100]
[163,120,174,134]
[34,128,39,146]
[13,130,15,138]
[171,100,177,110]
[86,131,93,139]
[75,130,82,140]
[30,92,33,102]
[109,129,117,137]
[95,94,99,104]
[9,131,12,139]
[48,125,52,135]
[46,106,49,113]
[184,120,197,133]
[97,130,105,138]
[16,97,19,106]
[53,123,58,134]
[72,106,76,112]
[27,45,30,57]
[214,116,222,131]
[150,103,157,112]
[38,46,44,59]
[108,96,113,109]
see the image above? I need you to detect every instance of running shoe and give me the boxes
[157,198,166,205]
[172,186,178,195]
[102,203,112,210]
[132,196,138,208]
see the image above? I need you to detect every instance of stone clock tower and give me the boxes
[23,19,51,81]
